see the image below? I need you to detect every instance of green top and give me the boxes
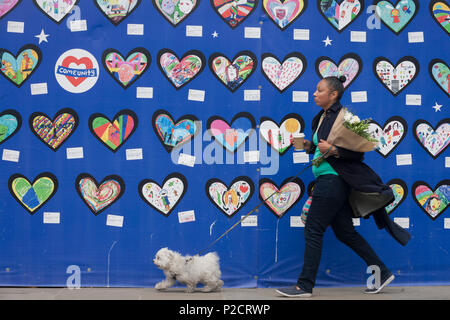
[311,131,338,178]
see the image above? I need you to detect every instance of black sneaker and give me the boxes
[276,286,312,298]
[364,272,395,294]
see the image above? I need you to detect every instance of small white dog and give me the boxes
[153,247,224,293]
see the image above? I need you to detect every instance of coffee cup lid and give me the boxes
[294,132,305,137]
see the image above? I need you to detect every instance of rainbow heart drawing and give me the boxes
[0,109,21,145]
[430,0,450,34]
[94,0,141,25]
[33,0,80,24]
[318,0,364,32]
[211,0,258,28]
[385,179,408,215]
[412,180,450,220]
[315,53,362,89]
[262,0,307,30]
[9,172,58,214]
[259,177,304,218]
[0,0,22,20]
[0,44,42,87]
[368,116,408,158]
[429,59,449,97]
[413,119,450,159]
[261,52,306,92]
[374,0,419,35]
[153,0,199,26]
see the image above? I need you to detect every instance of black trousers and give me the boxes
[297,174,389,292]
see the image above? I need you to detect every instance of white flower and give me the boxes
[344,111,353,122]
[349,115,360,124]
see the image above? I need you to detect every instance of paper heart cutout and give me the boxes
[413,119,450,159]
[211,0,258,28]
[94,0,141,25]
[261,52,306,92]
[206,176,254,218]
[315,53,362,89]
[75,174,125,215]
[153,109,199,153]
[138,173,187,217]
[9,172,58,214]
[318,0,364,32]
[0,109,21,145]
[153,0,199,26]
[0,0,21,20]
[29,108,78,151]
[157,49,205,90]
[33,0,79,24]
[412,180,450,220]
[207,112,256,152]
[429,59,449,97]
[89,109,138,153]
[209,51,257,92]
[262,0,307,30]
[368,116,408,158]
[259,113,305,155]
[375,0,419,34]
[430,1,450,34]
[373,56,419,96]
[0,44,42,88]
[259,177,304,218]
[385,179,408,215]
[102,48,151,89]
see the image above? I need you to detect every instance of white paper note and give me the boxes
[405,94,422,106]
[293,152,309,163]
[394,217,409,229]
[126,148,143,160]
[2,149,20,162]
[350,31,366,42]
[408,31,424,43]
[293,29,310,40]
[178,210,195,223]
[241,215,257,227]
[178,153,196,167]
[127,24,144,35]
[444,218,450,229]
[30,83,48,95]
[66,147,84,159]
[292,91,309,102]
[244,27,261,39]
[136,87,153,99]
[186,25,202,37]
[106,214,124,227]
[7,21,24,33]
[445,157,450,168]
[244,90,260,101]
[70,20,87,32]
[244,151,259,163]
[396,154,412,166]
[290,216,305,227]
[351,91,368,103]
[43,212,60,224]
[188,89,205,102]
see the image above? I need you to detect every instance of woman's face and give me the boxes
[313,79,337,108]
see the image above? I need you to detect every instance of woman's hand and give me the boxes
[304,139,311,152]
[318,139,336,156]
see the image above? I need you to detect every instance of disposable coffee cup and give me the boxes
[293,133,305,150]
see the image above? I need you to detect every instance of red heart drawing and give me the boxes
[61,56,93,87]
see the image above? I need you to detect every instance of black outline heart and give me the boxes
[138,173,187,217]
[412,180,450,220]
[153,0,200,27]
[0,0,22,20]
[102,47,151,90]
[0,44,42,88]
[317,0,365,33]
[373,0,419,35]
[205,176,255,218]
[368,116,408,158]
[206,112,256,153]
[259,177,305,218]
[94,0,142,26]
[412,118,450,159]
[429,0,450,35]
[315,53,362,90]
[429,58,450,97]
[88,109,138,153]
[0,109,22,145]
[8,172,58,215]
[385,178,408,215]
[259,113,305,155]
[33,0,80,24]
[262,0,308,30]
[261,52,307,92]
[157,49,206,90]
[373,56,419,96]
[29,108,79,152]
[210,0,259,29]
[75,173,125,216]
[152,109,200,153]
[209,50,258,92]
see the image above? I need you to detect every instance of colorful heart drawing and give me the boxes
[259,114,305,155]
[9,172,58,214]
[317,0,364,32]
[102,48,151,89]
[0,0,21,20]
[413,119,450,159]
[259,177,304,218]
[209,51,257,92]
[261,52,306,92]
[138,173,187,216]
[385,179,408,215]
[29,108,78,151]
[75,174,125,215]
[412,180,450,220]
[368,116,408,158]
[94,0,141,25]
[153,109,199,153]
[206,176,254,218]
[375,0,419,35]
[0,44,42,88]
[33,0,79,24]
[207,112,256,152]
[153,0,199,26]
[315,53,362,89]
[262,0,307,30]
[373,56,419,96]
[89,109,138,153]
[430,0,450,34]
[157,49,205,90]
[0,109,21,145]
[429,59,449,97]
[211,0,258,28]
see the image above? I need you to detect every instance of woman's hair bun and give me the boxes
[338,75,347,83]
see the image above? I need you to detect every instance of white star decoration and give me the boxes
[212,31,219,38]
[323,36,332,47]
[432,102,442,112]
[35,29,49,44]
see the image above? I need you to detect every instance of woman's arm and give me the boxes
[318,139,363,160]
